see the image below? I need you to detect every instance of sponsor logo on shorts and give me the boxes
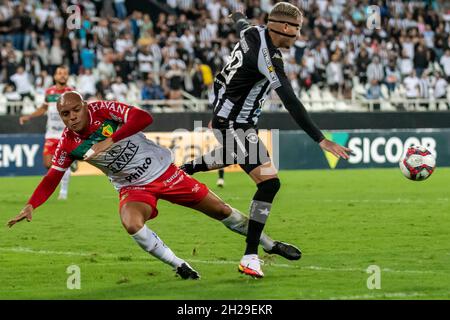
[192,184,200,193]
[164,170,180,185]
[124,157,152,183]
[120,193,128,201]
[106,141,139,173]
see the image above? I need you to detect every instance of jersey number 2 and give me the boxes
[224,49,243,85]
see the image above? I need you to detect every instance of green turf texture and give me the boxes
[0,168,449,300]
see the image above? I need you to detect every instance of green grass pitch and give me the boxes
[0,168,449,300]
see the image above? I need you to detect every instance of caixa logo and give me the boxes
[348,136,437,164]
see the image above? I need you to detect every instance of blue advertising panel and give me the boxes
[0,134,46,176]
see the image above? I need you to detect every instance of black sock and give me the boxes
[245,220,265,255]
[218,169,224,179]
[244,179,280,256]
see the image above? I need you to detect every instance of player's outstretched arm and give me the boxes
[84,107,153,160]
[229,12,251,35]
[19,103,48,125]
[6,168,65,228]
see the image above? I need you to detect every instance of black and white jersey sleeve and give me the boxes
[270,54,325,143]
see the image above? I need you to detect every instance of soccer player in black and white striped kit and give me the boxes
[181,2,352,278]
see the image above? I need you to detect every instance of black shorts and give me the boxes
[210,116,271,174]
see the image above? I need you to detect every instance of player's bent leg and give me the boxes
[180,147,230,175]
[191,190,300,260]
[120,201,200,279]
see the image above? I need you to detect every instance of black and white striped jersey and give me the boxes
[212,25,283,125]
[211,15,324,143]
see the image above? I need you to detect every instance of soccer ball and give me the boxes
[399,145,436,181]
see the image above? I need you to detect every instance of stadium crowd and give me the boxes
[0,0,450,114]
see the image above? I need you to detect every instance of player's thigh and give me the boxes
[248,161,279,184]
[119,201,153,234]
[237,130,278,183]
[190,190,231,220]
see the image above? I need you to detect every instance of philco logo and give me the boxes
[102,124,114,137]
[322,132,349,169]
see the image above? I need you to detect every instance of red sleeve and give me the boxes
[27,168,65,209]
[51,131,74,170]
[110,107,153,142]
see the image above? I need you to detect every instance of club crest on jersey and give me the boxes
[102,124,114,137]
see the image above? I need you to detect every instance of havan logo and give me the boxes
[105,141,139,173]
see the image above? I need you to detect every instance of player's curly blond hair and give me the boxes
[269,2,303,20]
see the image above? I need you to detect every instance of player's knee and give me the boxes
[254,178,281,202]
[120,206,144,235]
[122,219,144,235]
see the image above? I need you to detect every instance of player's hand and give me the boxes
[83,137,114,161]
[229,11,246,21]
[319,139,352,160]
[19,115,31,125]
[7,204,34,228]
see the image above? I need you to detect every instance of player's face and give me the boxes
[54,68,69,86]
[268,15,302,49]
[58,100,89,133]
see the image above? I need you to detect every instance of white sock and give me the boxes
[221,207,274,251]
[59,169,71,197]
[131,225,184,268]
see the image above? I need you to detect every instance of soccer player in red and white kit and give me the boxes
[7,91,300,279]
[19,66,74,200]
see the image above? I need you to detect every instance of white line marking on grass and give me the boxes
[318,198,448,203]
[329,292,431,300]
[0,247,443,275]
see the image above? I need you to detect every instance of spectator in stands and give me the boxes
[403,70,421,109]
[440,49,450,80]
[80,46,96,70]
[164,60,185,109]
[49,38,64,75]
[35,69,53,94]
[141,76,165,110]
[1,0,450,114]
[434,72,449,109]
[3,83,22,114]
[326,53,344,98]
[418,71,431,109]
[189,60,206,99]
[77,68,97,99]
[111,76,128,101]
[385,61,401,93]
[366,79,383,111]
[137,46,154,81]
[367,55,385,84]
[355,47,370,84]
[398,50,414,78]
[10,66,33,101]
[114,0,127,19]
[96,78,113,100]
[414,44,429,78]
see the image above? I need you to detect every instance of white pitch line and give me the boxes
[0,247,444,275]
[329,292,432,300]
